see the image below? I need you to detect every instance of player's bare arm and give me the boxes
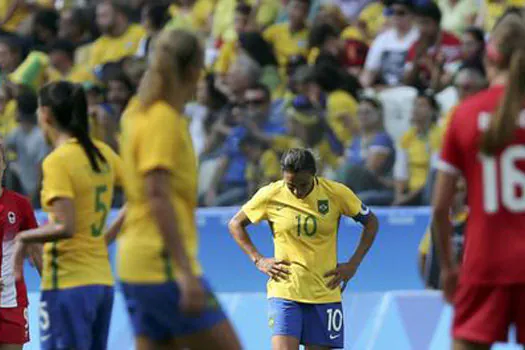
[325,212,379,291]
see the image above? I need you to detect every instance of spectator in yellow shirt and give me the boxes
[89,1,145,68]
[214,3,253,75]
[393,91,441,206]
[168,0,215,34]
[304,61,360,146]
[0,0,30,33]
[239,135,281,196]
[48,40,94,84]
[263,0,310,69]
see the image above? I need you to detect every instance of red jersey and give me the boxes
[0,190,38,308]
[439,85,525,284]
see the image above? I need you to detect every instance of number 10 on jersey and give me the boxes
[295,215,318,237]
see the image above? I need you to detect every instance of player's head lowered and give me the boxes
[280,148,317,199]
[482,13,525,154]
[38,81,107,172]
[138,28,203,109]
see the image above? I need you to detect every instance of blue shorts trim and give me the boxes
[40,285,114,350]
[268,298,344,349]
[121,278,226,341]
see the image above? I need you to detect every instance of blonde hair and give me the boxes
[481,14,525,154]
[138,28,203,109]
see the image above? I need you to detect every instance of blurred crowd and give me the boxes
[0,0,523,208]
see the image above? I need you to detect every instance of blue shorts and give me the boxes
[268,298,344,349]
[121,278,226,341]
[40,285,114,350]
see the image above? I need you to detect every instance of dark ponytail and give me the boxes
[39,81,107,172]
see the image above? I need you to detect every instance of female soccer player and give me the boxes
[228,148,379,350]
[433,14,525,350]
[0,141,41,350]
[118,28,241,350]
[12,81,122,350]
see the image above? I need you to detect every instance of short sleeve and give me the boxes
[19,196,38,230]
[437,108,462,175]
[136,104,180,175]
[364,34,384,71]
[241,185,273,224]
[332,182,370,223]
[41,155,74,207]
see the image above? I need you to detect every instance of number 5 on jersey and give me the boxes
[91,185,108,237]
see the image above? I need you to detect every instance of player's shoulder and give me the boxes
[3,189,32,210]
[317,177,353,197]
[258,180,286,197]
[455,86,505,118]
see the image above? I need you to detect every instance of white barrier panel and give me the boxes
[23,291,522,350]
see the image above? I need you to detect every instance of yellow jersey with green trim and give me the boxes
[242,177,369,303]
[41,139,122,290]
[118,101,202,283]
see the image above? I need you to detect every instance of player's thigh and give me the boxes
[177,319,241,350]
[303,302,344,349]
[272,335,301,350]
[268,298,303,344]
[453,284,511,345]
[0,345,23,350]
[453,339,491,350]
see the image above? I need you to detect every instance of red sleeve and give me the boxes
[438,109,463,174]
[406,42,417,63]
[19,196,38,230]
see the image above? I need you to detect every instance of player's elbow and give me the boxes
[364,212,379,236]
[228,217,241,235]
[57,222,74,239]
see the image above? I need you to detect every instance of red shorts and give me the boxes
[453,284,525,344]
[0,306,29,344]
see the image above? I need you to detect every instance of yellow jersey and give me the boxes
[399,126,441,191]
[41,139,123,290]
[89,24,146,68]
[118,101,202,283]
[242,177,366,303]
[263,23,309,68]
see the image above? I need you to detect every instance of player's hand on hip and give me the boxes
[325,262,359,291]
[178,274,207,315]
[440,267,459,304]
[255,258,291,282]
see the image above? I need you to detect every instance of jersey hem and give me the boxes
[267,294,342,304]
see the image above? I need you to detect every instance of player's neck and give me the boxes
[490,72,508,87]
[52,133,74,149]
